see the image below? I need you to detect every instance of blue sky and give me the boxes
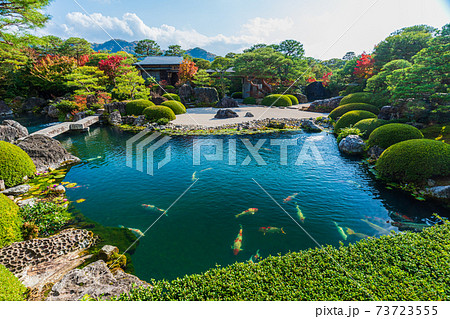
[39,0,450,59]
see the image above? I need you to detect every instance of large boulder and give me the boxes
[338,135,366,155]
[378,106,399,120]
[425,185,450,200]
[194,87,219,106]
[72,111,86,122]
[0,120,28,143]
[179,84,194,104]
[47,260,149,301]
[21,97,47,113]
[0,101,12,116]
[103,102,127,116]
[108,111,122,126]
[217,97,238,108]
[47,104,60,118]
[301,120,322,132]
[308,96,343,113]
[16,134,80,172]
[214,109,238,119]
[293,93,308,104]
[149,92,169,106]
[305,82,330,101]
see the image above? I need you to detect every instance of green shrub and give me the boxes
[243,97,257,105]
[231,92,243,99]
[54,100,77,114]
[161,101,186,115]
[21,201,71,237]
[285,94,299,105]
[126,99,155,115]
[143,106,176,122]
[112,223,450,301]
[353,119,389,139]
[329,103,379,120]
[0,141,36,188]
[368,124,424,149]
[377,139,450,182]
[0,264,27,301]
[334,111,377,133]
[85,110,96,116]
[0,193,23,248]
[421,123,450,143]
[156,118,171,126]
[261,94,292,107]
[164,85,175,92]
[336,127,362,144]
[339,92,375,106]
[162,93,181,102]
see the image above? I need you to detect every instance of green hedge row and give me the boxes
[334,110,377,133]
[126,100,155,116]
[285,94,299,105]
[368,124,424,149]
[161,101,186,115]
[162,93,181,102]
[143,106,176,122]
[329,103,379,120]
[0,141,36,188]
[262,94,292,107]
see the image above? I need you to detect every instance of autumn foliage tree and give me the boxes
[178,59,198,83]
[98,55,126,85]
[354,53,374,79]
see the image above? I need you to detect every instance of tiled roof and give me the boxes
[134,56,184,65]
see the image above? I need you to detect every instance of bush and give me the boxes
[285,94,299,105]
[161,101,186,115]
[21,201,71,237]
[353,119,389,139]
[339,92,376,106]
[143,106,176,122]
[0,141,36,188]
[336,127,362,144]
[112,223,450,301]
[164,85,175,92]
[156,118,171,126]
[334,111,377,133]
[0,264,27,301]
[162,93,181,102]
[329,103,379,120]
[54,100,78,114]
[243,97,257,105]
[261,94,292,107]
[377,139,450,182]
[231,92,243,99]
[126,99,155,116]
[368,124,424,149]
[0,193,23,248]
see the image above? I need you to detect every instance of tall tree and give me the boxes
[134,39,162,57]
[342,51,356,60]
[36,35,63,55]
[277,39,305,59]
[60,37,92,64]
[165,44,185,56]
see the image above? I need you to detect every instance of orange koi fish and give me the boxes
[235,208,258,218]
[283,193,298,203]
[248,249,261,263]
[231,225,243,255]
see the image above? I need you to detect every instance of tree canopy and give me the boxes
[134,39,162,57]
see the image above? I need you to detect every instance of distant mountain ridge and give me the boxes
[91,39,216,61]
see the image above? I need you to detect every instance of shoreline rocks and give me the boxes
[0,119,29,143]
[338,135,366,155]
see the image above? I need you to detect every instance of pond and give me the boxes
[43,125,447,282]
[4,114,59,134]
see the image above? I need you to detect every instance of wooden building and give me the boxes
[134,56,183,85]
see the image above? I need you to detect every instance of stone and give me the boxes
[54,185,66,194]
[1,184,30,196]
[293,93,308,104]
[194,87,219,106]
[0,180,4,191]
[149,92,168,105]
[308,96,343,113]
[22,97,47,112]
[72,111,86,122]
[0,119,29,143]
[121,116,135,125]
[244,112,254,117]
[103,102,127,115]
[179,83,194,104]
[301,120,322,132]
[367,145,385,160]
[133,115,146,127]
[378,106,399,120]
[305,82,330,101]
[214,109,238,119]
[16,198,37,208]
[425,185,450,200]
[47,104,60,118]
[99,245,119,261]
[46,260,149,301]
[0,100,13,116]
[338,135,366,155]
[16,134,80,172]
[427,179,436,187]
[108,111,122,125]
[217,97,238,108]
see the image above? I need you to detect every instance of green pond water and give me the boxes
[37,125,446,282]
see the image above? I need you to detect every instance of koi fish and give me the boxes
[85,156,102,162]
[296,205,305,223]
[390,211,414,222]
[192,171,198,181]
[119,225,145,237]
[258,227,286,235]
[345,227,369,239]
[200,168,213,173]
[248,249,261,263]
[391,221,430,231]
[334,222,347,240]
[231,225,243,255]
[142,204,168,216]
[261,148,272,151]
[235,208,258,218]
[346,180,362,188]
[361,219,390,235]
[283,193,298,203]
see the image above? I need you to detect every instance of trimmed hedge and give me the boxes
[126,100,155,116]
[368,124,424,149]
[334,110,377,133]
[329,103,379,120]
[339,92,376,106]
[161,101,186,115]
[112,223,450,300]
[262,94,292,107]
[0,264,27,301]
[143,106,176,122]
[0,141,36,188]
[377,139,450,182]
[243,97,257,105]
[231,92,243,99]
[285,94,299,105]
[353,119,389,139]
[0,193,23,248]
[162,93,181,102]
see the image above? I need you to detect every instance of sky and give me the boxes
[38,0,450,59]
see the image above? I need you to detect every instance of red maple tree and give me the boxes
[354,53,374,79]
[98,56,127,83]
[178,59,198,83]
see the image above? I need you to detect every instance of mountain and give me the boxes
[185,47,216,61]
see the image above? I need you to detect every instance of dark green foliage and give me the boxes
[329,103,379,120]
[161,101,186,115]
[113,223,450,301]
[21,201,71,237]
[421,123,450,144]
[0,194,23,248]
[243,97,257,105]
[338,84,365,96]
[336,127,362,143]
[353,119,389,139]
[231,92,242,99]
[0,264,27,301]
[0,141,36,188]
[334,111,377,133]
[368,124,424,149]
[126,99,155,115]
[54,100,77,114]
[143,106,176,122]
[285,94,299,105]
[377,139,450,182]
[156,118,171,126]
[261,94,292,107]
[339,92,381,106]
[162,93,181,102]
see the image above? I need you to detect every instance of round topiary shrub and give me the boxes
[126,99,155,115]
[339,92,376,106]
[161,101,186,115]
[376,139,450,182]
[0,193,23,248]
[243,97,257,105]
[285,94,299,105]
[353,118,389,139]
[162,93,181,102]
[0,264,27,301]
[231,92,243,99]
[143,106,176,122]
[368,123,424,149]
[261,94,292,107]
[329,103,379,120]
[0,141,36,188]
[334,110,377,133]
